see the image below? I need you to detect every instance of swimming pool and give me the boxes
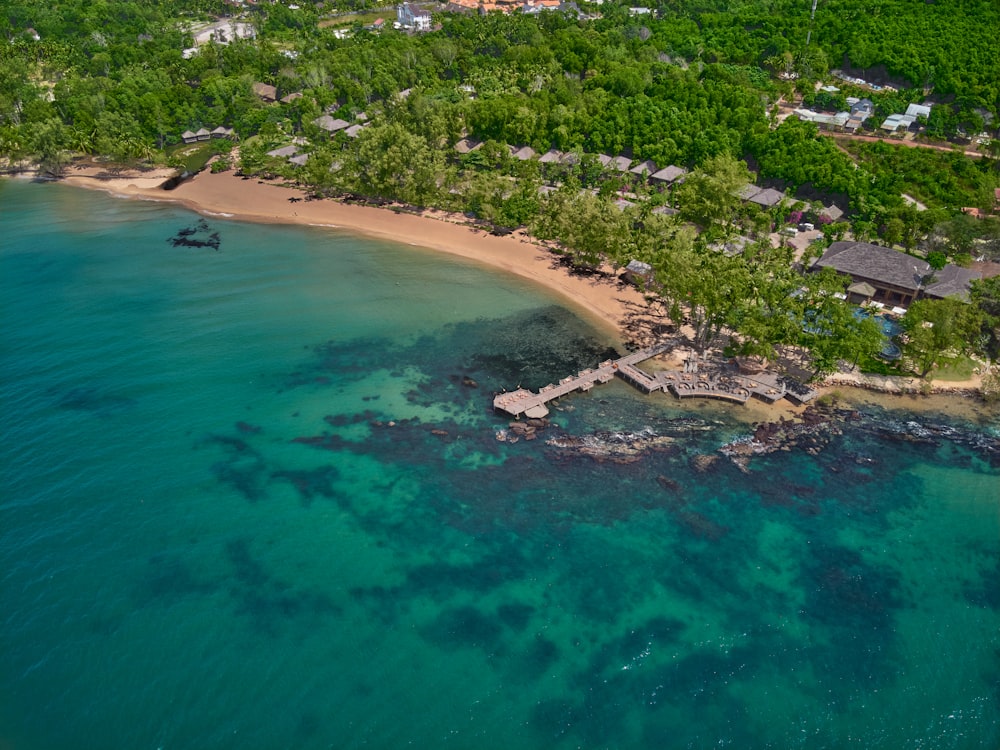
[854,308,903,359]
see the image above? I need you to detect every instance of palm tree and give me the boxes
[0,127,28,171]
[67,126,96,154]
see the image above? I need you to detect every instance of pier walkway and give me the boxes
[494,341,818,418]
[492,342,673,419]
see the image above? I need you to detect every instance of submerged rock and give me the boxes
[656,475,681,493]
[545,429,677,463]
[719,403,1000,469]
[690,454,719,473]
[167,219,220,250]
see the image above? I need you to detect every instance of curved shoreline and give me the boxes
[9,167,994,419]
[54,167,649,347]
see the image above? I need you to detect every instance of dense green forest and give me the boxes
[2,0,999,379]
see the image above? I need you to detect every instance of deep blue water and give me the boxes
[2,179,999,750]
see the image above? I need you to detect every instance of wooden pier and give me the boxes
[493,341,816,418]
[492,342,673,418]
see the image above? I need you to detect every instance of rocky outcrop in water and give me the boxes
[720,403,1000,470]
[168,219,220,250]
[545,428,679,463]
[689,454,719,472]
[497,418,552,443]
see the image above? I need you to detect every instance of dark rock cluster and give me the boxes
[544,428,679,464]
[721,403,1000,470]
[496,417,552,443]
[168,219,220,249]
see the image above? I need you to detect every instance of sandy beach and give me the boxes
[57,166,652,346]
[11,164,990,413]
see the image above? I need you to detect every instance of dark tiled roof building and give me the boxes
[747,187,785,207]
[629,160,658,177]
[252,82,278,102]
[812,241,980,304]
[923,264,982,301]
[650,165,688,184]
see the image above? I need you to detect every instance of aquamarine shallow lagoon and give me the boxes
[2,180,998,750]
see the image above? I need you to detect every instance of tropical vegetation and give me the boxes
[2,0,1000,382]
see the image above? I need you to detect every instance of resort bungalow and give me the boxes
[252,82,278,102]
[920,264,983,301]
[596,154,632,172]
[812,241,981,305]
[819,203,844,223]
[314,115,350,135]
[623,259,654,286]
[511,146,537,161]
[739,185,785,208]
[650,165,688,185]
[266,145,300,159]
[845,281,877,305]
[752,188,785,208]
[182,127,233,144]
[454,138,481,154]
[629,160,658,179]
[609,155,633,172]
[709,235,753,258]
[538,149,563,164]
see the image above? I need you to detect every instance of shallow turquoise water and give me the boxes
[2,180,998,750]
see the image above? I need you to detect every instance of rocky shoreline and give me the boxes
[504,402,999,471]
[819,371,984,399]
[721,401,1000,470]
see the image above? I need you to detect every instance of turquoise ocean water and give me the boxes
[2,179,999,750]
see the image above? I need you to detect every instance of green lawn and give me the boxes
[932,355,978,381]
[318,11,388,29]
[165,141,225,173]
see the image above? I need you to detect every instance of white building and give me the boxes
[190,20,255,47]
[396,3,431,30]
[904,103,932,120]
